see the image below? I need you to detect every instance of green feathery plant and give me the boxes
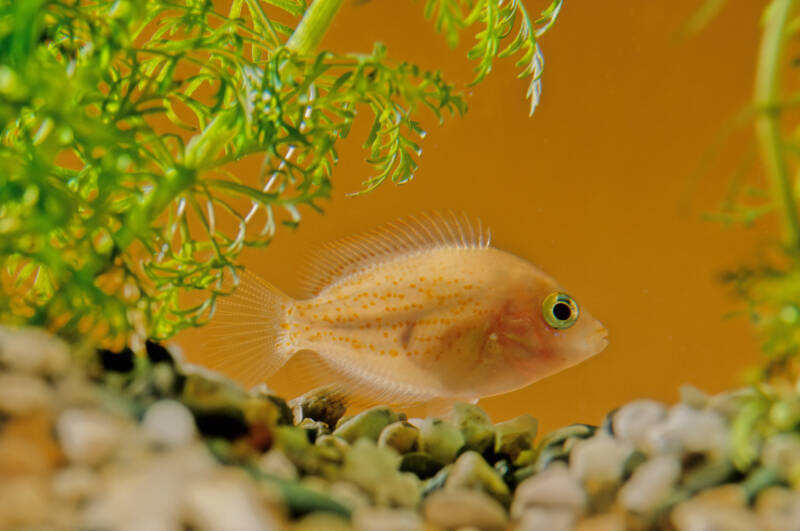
[693,0,800,380]
[0,0,562,346]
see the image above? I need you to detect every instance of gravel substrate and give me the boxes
[1,325,799,530]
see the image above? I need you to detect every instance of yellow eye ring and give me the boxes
[542,292,579,329]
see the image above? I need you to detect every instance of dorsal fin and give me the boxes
[297,211,491,298]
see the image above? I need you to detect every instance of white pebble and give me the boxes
[761,433,800,478]
[0,326,69,376]
[0,373,53,415]
[511,462,586,519]
[329,481,372,512]
[258,449,298,481]
[671,498,758,531]
[570,434,634,485]
[612,399,666,450]
[618,455,681,514]
[142,400,197,448]
[56,408,123,465]
[645,404,728,456]
[182,471,282,531]
[516,507,575,531]
[83,445,216,531]
[423,489,508,531]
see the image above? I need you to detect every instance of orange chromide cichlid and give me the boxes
[208,212,608,411]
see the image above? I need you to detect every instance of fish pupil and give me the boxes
[552,302,572,321]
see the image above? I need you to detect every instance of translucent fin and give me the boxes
[297,211,491,297]
[275,347,443,414]
[404,397,461,420]
[203,270,295,388]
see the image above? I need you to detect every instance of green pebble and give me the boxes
[332,406,399,443]
[445,450,511,506]
[453,402,495,454]
[494,414,538,463]
[419,418,466,464]
[181,372,246,411]
[400,452,445,479]
[378,421,419,454]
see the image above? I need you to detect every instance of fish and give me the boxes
[205,212,608,412]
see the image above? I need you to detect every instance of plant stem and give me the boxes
[755,0,800,249]
[286,0,345,55]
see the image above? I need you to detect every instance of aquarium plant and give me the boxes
[0,0,562,347]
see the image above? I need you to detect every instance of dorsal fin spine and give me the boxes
[297,212,491,298]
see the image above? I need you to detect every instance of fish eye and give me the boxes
[542,292,579,329]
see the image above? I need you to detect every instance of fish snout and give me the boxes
[592,322,609,353]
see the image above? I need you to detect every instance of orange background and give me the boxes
[178,1,770,433]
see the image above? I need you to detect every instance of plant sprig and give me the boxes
[424,0,563,115]
[0,0,559,344]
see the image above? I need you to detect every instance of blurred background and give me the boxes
[179,1,770,433]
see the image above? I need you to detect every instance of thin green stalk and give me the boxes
[286,0,345,55]
[755,0,800,249]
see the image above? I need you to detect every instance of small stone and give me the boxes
[400,452,445,479]
[761,433,800,483]
[353,507,423,531]
[423,489,508,531]
[494,414,538,462]
[142,400,197,448]
[329,480,372,512]
[314,434,349,463]
[0,373,53,415]
[679,385,709,409]
[570,434,633,486]
[258,449,299,480]
[644,404,728,457]
[511,462,586,519]
[756,487,800,531]
[333,406,399,443]
[290,386,347,427]
[671,492,758,531]
[692,484,746,507]
[0,411,62,475]
[515,507,575,531]
[56,408,124,465]
[52,465,98,504]
[340,439,420,507]
[181,371,247,411]
[83,444,216,530]
[612,399,666,450]
[0,326,70,376]
[182,469,283,531]
[707,388,757,421]
[418,418,465,464]
[453,402,495,454]
[534,424,595,471]
[618,455,681,515]
[0,475,49,529]
[446,451,510,506]
[298,417,330,439]
[378,421,419,454]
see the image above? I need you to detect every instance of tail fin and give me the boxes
[202,270,295,389]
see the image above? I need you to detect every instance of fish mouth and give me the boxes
[593,323,609,353]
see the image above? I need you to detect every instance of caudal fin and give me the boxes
[203,270,295,388]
